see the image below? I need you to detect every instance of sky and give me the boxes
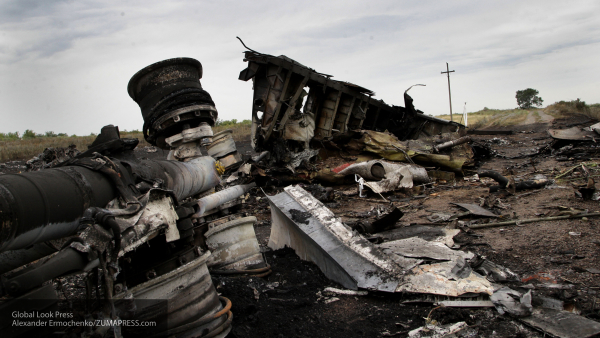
[1,0,599,136]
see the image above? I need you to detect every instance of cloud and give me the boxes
[1,0,599,136]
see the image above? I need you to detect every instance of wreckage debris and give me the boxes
[206,129,243,170]
[205,215,270,275]
[520,307,600,338]
[5,50,600,338]
[267,185,403,292]
[468,212,600,229]
[239,50,470,173]
[267,185,493,296]
[26,145,80,171]
[491,287,533,317]
[479,170,552,192]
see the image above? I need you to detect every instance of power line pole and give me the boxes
[441,62,455,121]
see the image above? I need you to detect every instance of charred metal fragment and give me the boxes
[128,58,218,148]
[479,170,552,193]
[239,51,462,168]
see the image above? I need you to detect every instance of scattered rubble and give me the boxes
[26,145,80,171]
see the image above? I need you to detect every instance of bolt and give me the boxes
[114,284,123,294]
[146,270,157,280]
[8,281,19,293]
[178,257,188,265]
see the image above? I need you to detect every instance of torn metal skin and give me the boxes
[267,185,493,297]
[239,51,467,170]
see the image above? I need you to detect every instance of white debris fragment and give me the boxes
[408,321,469,338]
[323,287,368,296]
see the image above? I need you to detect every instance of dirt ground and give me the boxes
[220,116,600,338]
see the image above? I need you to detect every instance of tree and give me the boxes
[22,129,36,139]
[516,88,543,109]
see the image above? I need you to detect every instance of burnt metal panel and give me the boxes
[239,50,465,160]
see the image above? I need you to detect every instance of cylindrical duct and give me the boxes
[0,166,116,252]
[127,58,218,148]
[0,156,221,253]
[114,252,232,337]
[194,183,256,218]
[139,156,221,201]
[0,242,60,275]
[205,216,266,271]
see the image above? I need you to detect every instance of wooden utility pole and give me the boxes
[441,63,455,121]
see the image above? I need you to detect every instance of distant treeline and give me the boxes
[0,119,252,141]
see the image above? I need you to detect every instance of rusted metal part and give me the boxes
[206,129,243,170]
[239,51,463,158]
[113,251,231,337]
[217,153,243,170]
[205,216,267,271]
[267,185,403,291]
[128,58,218,148]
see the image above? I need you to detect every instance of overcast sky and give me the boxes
[1,0,599,136]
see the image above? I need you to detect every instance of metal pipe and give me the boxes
[0,241,60,275]
[0,156,221,253]
[141,156,222,201]
[434,136,471,152]
[194,183,256,218]
[0,166,117,252]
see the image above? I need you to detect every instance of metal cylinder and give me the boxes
[194,183,256,217]
[205,216,266,271]
[127,58,218,148]
[114,251,231,337]
[0,166,117,252]
[0,156,221,253]
[338,160,430,184]
[0,242,60,275]
[434,136,471,152]
[140,156,222,201]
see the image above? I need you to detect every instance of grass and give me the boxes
[0,131,150,162]
[213,121,251,142]
[544,99,600,120]
[0,120,253,163]
[437,108,530,129]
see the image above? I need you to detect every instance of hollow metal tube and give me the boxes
[194,183,256,218]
